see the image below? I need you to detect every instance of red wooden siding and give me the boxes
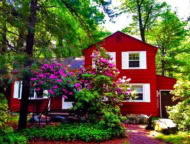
[157,75,176,90]
[83,31,159,116]
[9,81,62,113]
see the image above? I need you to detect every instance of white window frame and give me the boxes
[128,52,140,68]
[123,83,151,102]
[13,81,48,100]
[122,51,147,69]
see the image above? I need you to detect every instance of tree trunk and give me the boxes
[161,48,166,76]
[18,0,37,130]
[137,0,145,42]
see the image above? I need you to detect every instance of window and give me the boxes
[129,53,140,68]
[132,85,143,100]
[123,84,150,102]
[122,51,147,69]
[13,81,48,99]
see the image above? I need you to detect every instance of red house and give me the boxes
[9,31,176,117]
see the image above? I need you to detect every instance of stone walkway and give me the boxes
[126,124,165,144]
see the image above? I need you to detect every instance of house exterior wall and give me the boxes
[83,31,159,116]
[9,31,176,117]
[9,81,62,113]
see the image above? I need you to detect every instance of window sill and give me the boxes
[122,100,150,103]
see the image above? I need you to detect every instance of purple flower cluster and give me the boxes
[31,62,78,98]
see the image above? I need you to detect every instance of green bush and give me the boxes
[168,79,190,131]
[0,126,27,144]
[0,93,27,144]
[21,122,126,142]
[167,100,190,131]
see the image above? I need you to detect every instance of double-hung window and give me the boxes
[132,85,143,100]
[122,51,147,69]
[129,53,140,68]
[123,84,150,102]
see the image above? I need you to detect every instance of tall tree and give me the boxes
[18,0,37,130]
[0,0,114,129]
[147,8,188,76]
[121,0,166,42]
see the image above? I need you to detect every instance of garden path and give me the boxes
[126,124,165,144]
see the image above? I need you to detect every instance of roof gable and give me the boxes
[83,31,157,53]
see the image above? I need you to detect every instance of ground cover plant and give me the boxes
[0,93,27,144]
[20,122,126,142]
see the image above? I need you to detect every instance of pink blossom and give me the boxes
[62,95,67,99]
[53,85,58,89]
[68,72,73,76]
[39,81,43,85]
[49,74,57,79]
[62,88,68,93]
[36,87,40,91]
[39,74,46,78]
[75,83,81,88]
[57,79,62,83]
[48,89,55,95]
[44,64,49,67]
[109,63,115,68]
[58,63,62,66]
[68,92,73,95]
[31,78,37,81]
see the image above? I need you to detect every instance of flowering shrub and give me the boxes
[31,63,77,99]
[72,48,133,136]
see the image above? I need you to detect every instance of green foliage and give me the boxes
[20,122,125,142]
[167,79,190,131]
[0,126,27,144]
[0,93,9,128]
[72,48,129,137]
[147,8,188,76]
[121,0,167,41]
[156,131,190,144]
[0,94,27,144]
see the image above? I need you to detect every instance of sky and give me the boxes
[104,0,190,33]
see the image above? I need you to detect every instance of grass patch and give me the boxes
[155,131,190,144]
[152,117,160,121]
[20,122,126,142]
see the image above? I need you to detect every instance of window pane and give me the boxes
[132,85,143,100]
[129,53,139,60]
[136,93,143,100]
[129,61,139,67]
[29,88,35,98]
[133,85,143,92]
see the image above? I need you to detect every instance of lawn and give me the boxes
[155,131,190,144]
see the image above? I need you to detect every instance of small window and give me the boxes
[129,53,140,68]
[132,85,143,100]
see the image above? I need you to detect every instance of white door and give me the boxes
[62,96,73,109]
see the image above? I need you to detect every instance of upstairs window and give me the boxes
[129,53,140,68]
[122,51,147,69]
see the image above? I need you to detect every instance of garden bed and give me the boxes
[19,122,127,143]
